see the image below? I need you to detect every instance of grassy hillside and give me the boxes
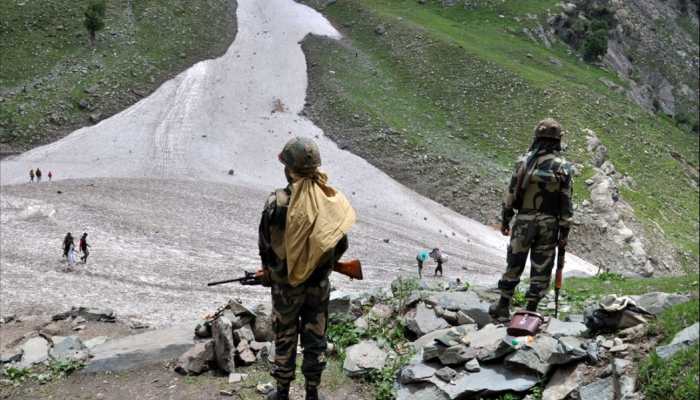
[301,0,699,268]
[0,0,236,152]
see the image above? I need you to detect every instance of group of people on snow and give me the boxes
[29,168,52,182]
[62,232,90,270]
[416,247,448,278]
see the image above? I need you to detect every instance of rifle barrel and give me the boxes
[207,277,243,286]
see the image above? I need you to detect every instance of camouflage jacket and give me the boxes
[502,150,573,232]
[258,185,348,285]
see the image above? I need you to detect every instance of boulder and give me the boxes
[49,336,89,362]
[329,291,352,315]
[212,316,237,373]
[399,362,438,384]
[194,321,212,338]
[354,316,369,331]
[437,344,472,365]
[630,292,690,315]
[425,292,491,327]
[505,335,559,375]
[545,318,587,338]
[435,367,457,382]
[579,376,635,400]
[464,358,480,372]
[174,340,215,375]
[456,311,475,325]
[406,303,450,337]
[343,340,387,377]
[19,336,50,367]
[550,336,587,365]
[657,322,699,359]
[0,349,23,364]
[466,324,513,361]
[542,362,586,400]
[234,325,255,344]
[412,324,477,351]
[252,303,273,342]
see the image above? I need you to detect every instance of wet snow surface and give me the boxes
[0,0,596,327]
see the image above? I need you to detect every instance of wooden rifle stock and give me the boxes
[333,259,363,280]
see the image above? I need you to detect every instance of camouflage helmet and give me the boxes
[533,118,562,139]
[278,137,321,173]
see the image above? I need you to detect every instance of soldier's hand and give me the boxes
[500,225,511,236]
[255,268,272,287]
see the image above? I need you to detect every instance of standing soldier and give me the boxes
[256,137,356,400]
[489,119,573,320]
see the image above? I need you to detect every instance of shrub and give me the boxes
[583,29,608,61]
[84,0,107,46]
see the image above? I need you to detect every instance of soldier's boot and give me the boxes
[489,296,511,321]
[526,300,539,312]
[266,385,290,400]
[305,385,326,400]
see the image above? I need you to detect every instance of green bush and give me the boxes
[84,0,107,46]
[583,29,608,61]
[327,319,361,359]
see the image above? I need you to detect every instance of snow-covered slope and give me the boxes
[0,0,597,325]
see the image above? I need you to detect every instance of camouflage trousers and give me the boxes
[270,278,330,387]
[498,213,559,303]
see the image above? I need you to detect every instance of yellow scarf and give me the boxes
[285,170,356,286]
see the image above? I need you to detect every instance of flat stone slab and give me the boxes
[83,323,195,373]
[657,322,699,359]
[545,318,587,337]
[429,364,539,399]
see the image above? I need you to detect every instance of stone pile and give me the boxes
[175,299,274,376]
[1,307,117,370]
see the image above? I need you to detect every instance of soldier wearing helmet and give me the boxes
[489,119,574,320]
[257,137,354,400]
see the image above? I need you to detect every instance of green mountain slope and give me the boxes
[0,0,236,152]
[301,0,699,272]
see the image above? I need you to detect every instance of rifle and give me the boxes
[554,244,565,319]
[207,271,259,286]
[207,259,363,287]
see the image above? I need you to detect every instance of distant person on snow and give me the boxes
[416,250,429,278]
[63,232,73,258]
[79,233,90,263]
[29,169,35,182]
[48,171,53,181]
[67,238,77,268]
[35,168,42,182]
[430,248,447,276]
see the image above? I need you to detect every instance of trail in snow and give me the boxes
[0,0,597,326]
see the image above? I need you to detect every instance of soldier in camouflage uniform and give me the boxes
[489,119,573,319]
[257,137,349,400]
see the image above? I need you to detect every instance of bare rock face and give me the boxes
[212,316,236,373]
